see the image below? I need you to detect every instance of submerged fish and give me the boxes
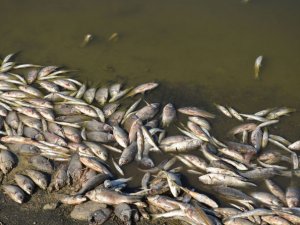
[254,55,263,79]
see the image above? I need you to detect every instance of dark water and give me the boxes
[0,0,300,224]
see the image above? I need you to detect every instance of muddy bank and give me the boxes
[0,192,181,225]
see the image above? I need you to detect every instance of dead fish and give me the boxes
[162,139,202,152]
[254,55,263,79]
[187,121,210,142]
[86,187,141,205]
[52,79,77,91]
[63,126,82,143]
[250,127,263,150]
[135,103,160,121]
[113,125,129,148]
[81,33,93,47]
[43,132,67,146]
[160,135,190,146]
[84,141,108,161]
[265,179,287,205]
[19,85,43,97]
[250,192,282,206]
[25,69,39,84]
[215,104,232,118]
[228,107,244,121]
[178,107,215,118]
[239,168,280,180]
[88,208,112,225]
[199,174,256,188]
[67,154,83,184]
[59,194,87,205]
[74,105,98,118]
[127,82,159,97]
[0,149,17,174]
[228,123,257,136]
[14,174,36,195]
[286,182,300,208]
[119,142,137,166]
[29,155,54,174]
[261,215,292,225]
[162,103,176,127]
[2,184,25,204]
[95,87,108,105]
[266,107,296,120]
[289,141,300,151]
[114,203,132,224]
[26,169,49,190]
[83,87,96,104]
[38,81,60,92]
[48,164,68,192]
[80,156,112,176]
[225,218,256,225]
[77,174,110,195]
[86,131,114,143]
[188,116,211,131]
[109,83,122,98]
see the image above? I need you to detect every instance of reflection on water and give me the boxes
[0,0,300,224]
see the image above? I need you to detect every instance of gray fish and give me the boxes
[114,203,132,224]
[25,69,39,84]
[178,107,215,118]
[286,182,300,208]
[86,131,114,143]
[162,139,202,152]
[251,192,282,206]
[83,120,112,132]
[86,187,141,205]
[103,103,119,118]
[63,126,81,143]
[59,194,87,205]
[30,155,54,174]
[95,87,108,105]
[14,174,36,195]
[265,179,287,205]
[250,127,263,150]
[127,82,158,97]
[26,169,49,190]
[83,87,96,104]
[261,215,292,225]
[113,125,129,148]
[199,174,256,188]
[0,149,17,174]
[44,131,67,146]
[67,154,83,185]
[38,66,58,78]
[2,184,25,204]
[38,81,60,92]
[119,142,137,166]
[48,164,68,192]
[84,141,108,161]
[289,141,300,151]
[162,103,176,127]
[239,168,280,180]
[77,174,109,195]
[88,208,112,225]
[109,83,122,98]
[75,83,87,99]
[135,103,160,121]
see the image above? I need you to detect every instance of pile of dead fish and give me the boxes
[0,53,300,225]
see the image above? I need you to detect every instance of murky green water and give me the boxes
[0,0,300,224]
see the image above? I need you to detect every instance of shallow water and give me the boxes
[0,0,300,224]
